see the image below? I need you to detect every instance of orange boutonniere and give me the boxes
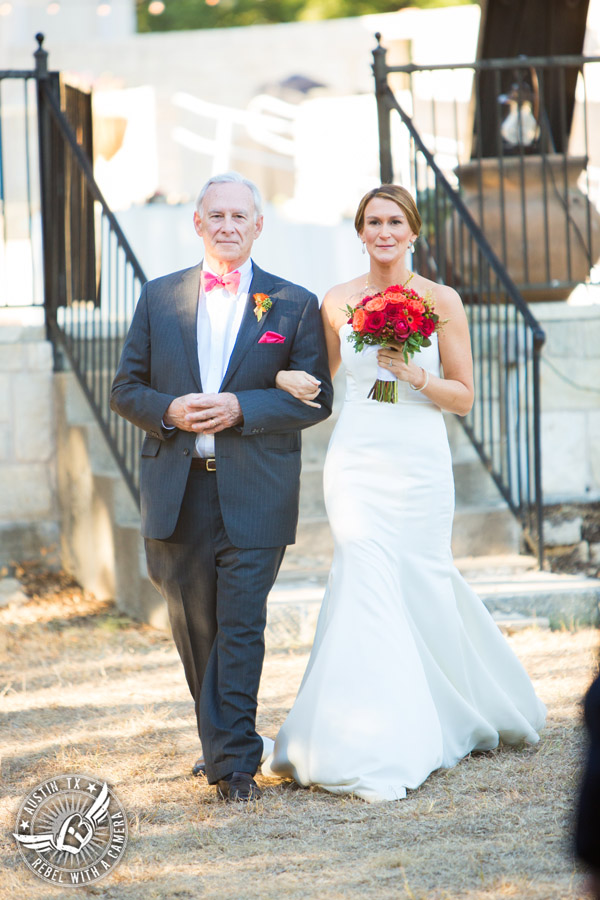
[253,293,273,322]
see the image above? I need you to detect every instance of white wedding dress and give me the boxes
[262,326,546,802]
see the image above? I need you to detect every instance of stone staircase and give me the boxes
[55,372,169,630]
[55,368,600,648]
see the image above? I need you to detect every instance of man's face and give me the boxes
[194,182,263,272]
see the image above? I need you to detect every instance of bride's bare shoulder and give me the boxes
[322,276,366,323]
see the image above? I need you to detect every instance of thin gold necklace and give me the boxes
[365,271,414,292]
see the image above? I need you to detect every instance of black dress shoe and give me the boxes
[191,757,206,778]
[216,772,262,802]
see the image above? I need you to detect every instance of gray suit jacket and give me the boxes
[110,262,333,548]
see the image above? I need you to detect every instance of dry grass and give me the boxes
[0,565,598,900]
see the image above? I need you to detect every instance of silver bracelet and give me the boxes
[409,367,429,392]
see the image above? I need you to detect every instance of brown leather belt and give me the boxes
[190,457,216,472]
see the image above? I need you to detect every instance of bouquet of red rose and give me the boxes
[345,283,440,402]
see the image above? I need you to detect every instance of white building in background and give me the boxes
[0,0,135,48]
[1,1,481,216]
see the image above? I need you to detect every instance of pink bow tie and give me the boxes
[201,270,241,294]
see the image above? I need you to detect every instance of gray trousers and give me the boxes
[145,468,285,783]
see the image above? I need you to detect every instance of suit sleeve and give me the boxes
[236,292,333,435]
[110,284,178,439]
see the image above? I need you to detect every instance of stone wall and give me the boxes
[537,300,600,502]
[0,308,60,566]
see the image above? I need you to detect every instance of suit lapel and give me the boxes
[220,263,277,390]
[173,263,203,391]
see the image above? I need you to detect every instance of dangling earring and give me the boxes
[408,241,415,254]
[361,242,366,255]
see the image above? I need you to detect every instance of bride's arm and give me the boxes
[275,369,322,408]
[321,291,343,378]
[275,290,344,405]
[376,285,474,417]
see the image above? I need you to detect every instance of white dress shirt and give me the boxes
[195,257,253,458]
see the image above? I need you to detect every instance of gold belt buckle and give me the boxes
[206,458,216,472]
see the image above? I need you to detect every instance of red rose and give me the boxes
[385,303,404,319]
[364,310,386,332]
[394,318,411,341]
[420,316,435,338]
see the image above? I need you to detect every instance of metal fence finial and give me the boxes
[34,33,48,80]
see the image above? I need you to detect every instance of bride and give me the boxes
[262,184,546,803]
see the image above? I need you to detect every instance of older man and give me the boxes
[111,172,332,800]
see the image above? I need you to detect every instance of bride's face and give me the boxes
[360,198,417,266]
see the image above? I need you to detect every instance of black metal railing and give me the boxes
[373,37,546,564]
[378,49,600,302]
[34,37,146,502]
[0,67,43,306]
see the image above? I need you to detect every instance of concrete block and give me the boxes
[0,345,25,372]
[61,471,117,602]
[300,416,335,468]
[0,425,10,461]
[478,571,600,628]
[113,522,146,620]
[0,578,28,608]
[540,356,600,411]
[451,506,522,557]
[444,413,480,465]
[535,300,600,322]
[576,541,590,563]
[589,412,600,494]
[0,375,10,422]
[590,543,600,565]
[453,460,507,508]
[266,589,321,650]
[58,371,96,427]
[491,612,550,634]
[13,374,55,462]
[298,468,326,518]
[112,478,140,529]
[583,321,600,358]
[543,517,583,546]
[541,321,581,358]
[87,428,121,478]
[0,464,54,519]
[282,518,333,577]
[541,411,588,499]
[25,342,53,371]
[536,303,600,359]
[0,307,45,341]
[0,521,60,567]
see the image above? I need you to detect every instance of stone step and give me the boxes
[266,555,600,650]
[283,501,523,578]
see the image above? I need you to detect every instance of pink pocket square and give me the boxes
[258,331,286,344]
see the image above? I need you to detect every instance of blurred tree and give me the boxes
[137,0,475,32]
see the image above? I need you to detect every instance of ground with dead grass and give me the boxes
[0,565,598,899]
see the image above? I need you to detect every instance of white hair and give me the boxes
[195,172,263,221]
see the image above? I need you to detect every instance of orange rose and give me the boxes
[365,295,386,312]
[352,308,367,331]
[384,290,405,304]
[404,299,425,316]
